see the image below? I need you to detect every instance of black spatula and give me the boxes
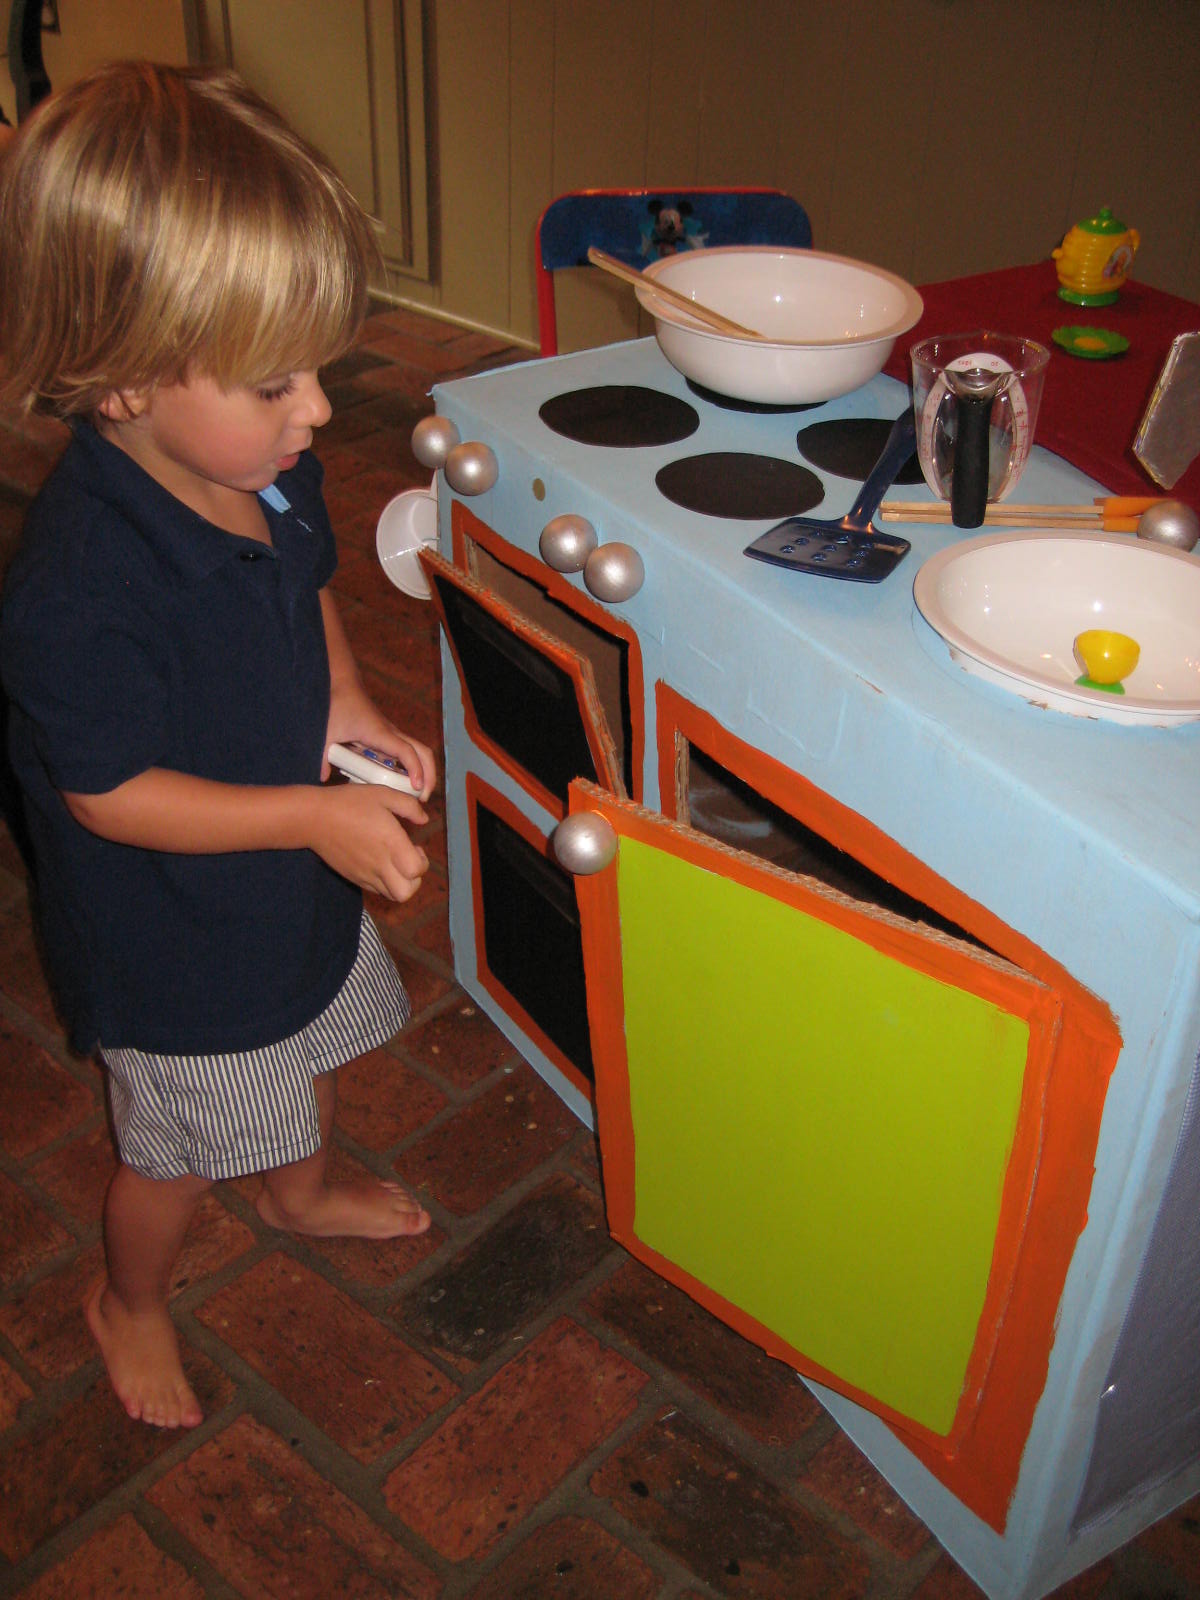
[744,409,916,582]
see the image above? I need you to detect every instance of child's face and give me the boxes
[110,370,333,498]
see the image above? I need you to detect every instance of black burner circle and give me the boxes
[796,415,925,484]
[655,452,823,521]
[539,385,700,448]
[686,379,821,416]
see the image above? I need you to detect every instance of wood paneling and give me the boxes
[1066,0,1200,305]
[431,0,1200,348]
[31,0,1200,344]
[434,0,510,327]
[191,0,429,282]
[509,0,555,337]
[216,1,376,201]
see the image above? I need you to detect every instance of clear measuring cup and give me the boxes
[911,332,1050,528]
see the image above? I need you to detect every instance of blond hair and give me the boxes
[0,61,380,417]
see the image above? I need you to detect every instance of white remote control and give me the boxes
[327,741,419,794]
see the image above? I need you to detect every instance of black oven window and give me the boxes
[433,572,601,806]
[469,543,634,798]
[476,803,594,1082]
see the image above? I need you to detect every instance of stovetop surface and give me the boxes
[440,339,930,550]
[433,338,1200,905]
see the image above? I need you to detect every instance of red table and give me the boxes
[883,262,1200,512]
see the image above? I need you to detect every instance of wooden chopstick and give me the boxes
[586,247,764,340]
[883,497,1164,518]
[879,495,1167,533]
[880,509,1138,531]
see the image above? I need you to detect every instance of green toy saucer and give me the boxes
[1052,325,1130,360]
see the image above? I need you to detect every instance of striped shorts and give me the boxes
[101,914,410,1182]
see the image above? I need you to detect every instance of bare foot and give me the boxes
[84,1279,203,1429]
[255,1177,431,1240]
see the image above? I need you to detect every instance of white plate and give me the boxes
[913,531,1200,725]
[375,479,438,599]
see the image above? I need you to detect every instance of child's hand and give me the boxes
[323,708,437,801]
[394,732,437,801]
[319,589,438,800]
[308,781,430,901]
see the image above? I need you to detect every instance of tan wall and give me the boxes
[42,2,189,77]
[10,0,1198,353]
[0,0,190,121]
[425,0,1200,351]
[15,1,188,111]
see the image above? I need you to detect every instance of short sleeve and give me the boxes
[2,590,169,794]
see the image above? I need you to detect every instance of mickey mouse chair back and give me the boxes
[535,187,813,356]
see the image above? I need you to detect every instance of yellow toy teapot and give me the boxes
[1052,206,1140,306]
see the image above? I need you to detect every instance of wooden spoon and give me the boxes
[586,247,764,340]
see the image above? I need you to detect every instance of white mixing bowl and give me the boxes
[636,246,923,404]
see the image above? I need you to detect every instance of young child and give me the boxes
[0,61,437,1431]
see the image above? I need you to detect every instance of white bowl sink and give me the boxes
[636,246,923,404]
[376,478,438,599]
[913,531,1200,725]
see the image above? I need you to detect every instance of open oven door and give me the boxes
[420,547,624,818]
[557,779,1061,1461]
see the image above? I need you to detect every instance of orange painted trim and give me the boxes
[452,501,646,803]
[647,685,1122,1529]
[464,773,595,1109]
[421,546,621,821]
[607,1222,994,1447]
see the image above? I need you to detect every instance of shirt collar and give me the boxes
[64,420,290,585]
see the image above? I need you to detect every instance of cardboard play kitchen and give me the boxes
[378,259,1200,1600]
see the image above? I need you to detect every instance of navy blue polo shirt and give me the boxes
[0,421,362,1054]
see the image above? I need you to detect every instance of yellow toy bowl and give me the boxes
[1073,629,1141,687]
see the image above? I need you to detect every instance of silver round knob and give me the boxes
[443,441,499,496]
[539,514,598,573]
[1137,499,1200,552]
[583,542,645,603]
[411,415,461,469]
[553,812,617,875]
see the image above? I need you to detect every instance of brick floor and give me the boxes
[1,307,1199,1599]
[591,1409,871,1599]
[383,1316,647,1562]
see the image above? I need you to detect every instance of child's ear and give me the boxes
[97,390,149,422]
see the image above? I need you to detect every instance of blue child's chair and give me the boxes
[535,187,813,356]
